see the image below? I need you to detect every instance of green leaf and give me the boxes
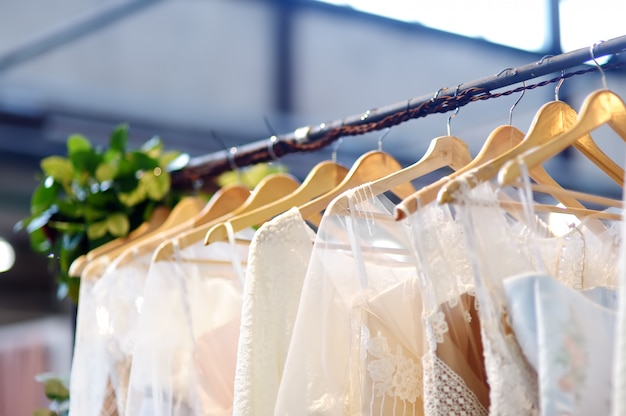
[87,220,108,240]
[141,136,163,158]
[33,408,57,416]
[116,174,140,193]
[69,150,101,176]
[110,124,129,153]
[130,151,159,170]
[29,227,52,253]
[44,378,70,401]
[47,221,85,233]
[95,162,117,182]
[141,170,170,200]
[31,183,59,216]
[67,134,91,156]
[41,156,74,184]
[118,185,146,207]
[106,212,129,237]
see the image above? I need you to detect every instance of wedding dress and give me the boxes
[125,230,251,416]
[275,185,423,415]
[451,180,621,415]
[233,208,316,415]
[405,201,489,415]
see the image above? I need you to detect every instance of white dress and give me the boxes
[275,185,424,415]
[452,181,621,415]
[233,207,316,415]
[125,231,251,416]
[69,256,112,415]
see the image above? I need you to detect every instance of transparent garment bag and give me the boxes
[274,185,424,415]
[124,234,251,416]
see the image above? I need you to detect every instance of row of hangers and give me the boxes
[68,42,626,278]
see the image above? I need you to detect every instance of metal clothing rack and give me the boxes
[171,34,626,190]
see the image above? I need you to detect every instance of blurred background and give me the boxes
[0,0,625,411]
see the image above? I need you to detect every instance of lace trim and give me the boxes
[366,335,423,405]
[422,353,487,416]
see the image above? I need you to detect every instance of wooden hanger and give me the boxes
[77,196,205,278]
[152,173,301,262]
[395,125,524,220]
[204,160,348,244]
[326,135,472,216]
[68,205,170,277]
[191,183,250,227]
[298,150,416,220]
[439,99,624,203]
[499,89,626,186]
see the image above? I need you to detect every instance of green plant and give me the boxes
[16,124,185,303]
[33,375,70,416]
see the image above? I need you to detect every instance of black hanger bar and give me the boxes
[171,35,626,190]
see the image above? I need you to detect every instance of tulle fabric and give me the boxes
[451,179,621,415]
[275,185,423,415]
[124,233,251,416]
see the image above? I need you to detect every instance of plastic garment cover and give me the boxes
[233,207,316,415]
[505,274,618,416]
[69,256,116,415]
[125,230,252,416]
[275,185,424,415]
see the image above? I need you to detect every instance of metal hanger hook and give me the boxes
[228,146,241,183]
[267,135,279,162]
[590,40,608,90]
[509,80,526,126]
[377,127,392,152]
[447,84,462,136]
[555,70,565,101]
[331,138,344,163]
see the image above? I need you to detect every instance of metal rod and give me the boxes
[0,0,161,73]
[172,35,626,189]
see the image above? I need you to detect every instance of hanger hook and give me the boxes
[555,70,565,101]
[267,135,279,162]
[590,40,608,90]
[331,138,344,163]
[509,80,526,126]
[447,84,462,136]
[377,127,392,152]
[228,146,241,183]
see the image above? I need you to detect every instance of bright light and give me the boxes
[316,0,549,52]
[0,238,15,273]
[560,0,626,62]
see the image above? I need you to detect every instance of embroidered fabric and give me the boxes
[232,208,315,416]
[405,201,489,415]
[124,233,251,416]
[451,181,622,415]
[504,273,618,415]
[274,185,424,415]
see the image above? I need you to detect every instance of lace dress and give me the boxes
[405,201,489,415]
[274,185,424,415]
[451,181,621,415]
[233,208,316,415]
[124,232,251,416]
